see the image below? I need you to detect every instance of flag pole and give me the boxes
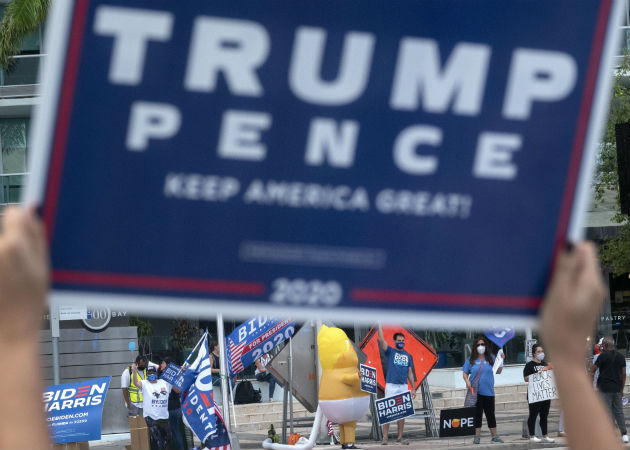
[218,313,241,450]
[179,329,208,374]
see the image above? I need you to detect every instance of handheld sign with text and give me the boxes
[439,407,476,437]
[375,391,415,425]
[359,364,377,394]
[44,377,111,444]
[27,0,625,325]
[528,369,558,403]
[160,362,185,390]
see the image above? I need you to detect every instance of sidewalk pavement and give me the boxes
[88,404,630,450]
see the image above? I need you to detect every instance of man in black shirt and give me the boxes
[593,336,628,443]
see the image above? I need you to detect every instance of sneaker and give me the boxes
[491,436,504,444]
[342,445,361,449]
[530,437,541,443]
[395,439,410,445]
[622,435,629,443]
[380,439,388,446]
[558,431,567,437]
[473,436,480,445]
[542,437,555,443]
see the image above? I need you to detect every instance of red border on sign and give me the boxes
[41,0,613,308]
[552,0,612,261]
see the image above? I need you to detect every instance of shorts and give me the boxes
[385,383,409,398]
[128,404,143,416]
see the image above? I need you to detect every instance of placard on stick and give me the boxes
[27,0,626,325]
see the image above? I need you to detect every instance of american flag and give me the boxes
[204,402,231,450]
[228,338,246,374]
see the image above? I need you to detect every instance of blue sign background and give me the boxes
[35,0,619,320]
[360,364,377,394]
[44,377,111,444]
[376,392,415,425]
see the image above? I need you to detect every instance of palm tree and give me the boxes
[0,0,49,70]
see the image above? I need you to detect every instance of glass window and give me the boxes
[0,118,29,205]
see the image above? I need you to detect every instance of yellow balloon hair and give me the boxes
[318,325,351,370]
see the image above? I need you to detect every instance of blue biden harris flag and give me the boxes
[181,336,217,443]
[44,377,111,444]
[26,0,626,327]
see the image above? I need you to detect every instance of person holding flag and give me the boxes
[179,332,233,450]
[132,364,182,450]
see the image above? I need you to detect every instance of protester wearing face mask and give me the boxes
[377,324,416,445]
[121,355,151,416]
[462,336,503,444]
[132,364,182,450]
[523,344,554,443]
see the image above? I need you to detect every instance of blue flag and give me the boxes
[181,336,217,442]
[225,317,295,377]
[484,327,515,348]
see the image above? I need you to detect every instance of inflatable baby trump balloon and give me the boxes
[318,325,370,450]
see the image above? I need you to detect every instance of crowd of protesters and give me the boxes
[0,208,627,450]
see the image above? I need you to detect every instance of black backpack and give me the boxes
[234,380,262,404]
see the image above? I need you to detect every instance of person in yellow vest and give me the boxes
[122,355,157,416]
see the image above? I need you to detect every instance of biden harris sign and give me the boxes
[44,377,111,443]
[26,0,625,326]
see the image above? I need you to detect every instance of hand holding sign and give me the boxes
[540,243,606,365]
[492,349,504,374]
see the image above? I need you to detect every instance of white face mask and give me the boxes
[477,345,486,354]
[536,352,545,361]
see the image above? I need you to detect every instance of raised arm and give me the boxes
[541,242,622,450]
[0,207,51,449]
[131,363,143,389]
[377,323,388,352]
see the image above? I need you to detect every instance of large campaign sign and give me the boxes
[225,317,295,376]
[27,0,625,325]
[44,377,111,444]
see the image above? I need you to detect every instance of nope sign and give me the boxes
[27,0,625,325]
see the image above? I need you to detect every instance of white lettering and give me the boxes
[185,17,269,96]
[473,132,522,180]
[305,118,359,168]
[126,102,181,151]
[503,49,577,119]
[393,125,442,175]
[93,6,173,85]
[290,27,375,105]
[218,110,271,161]
[391,39,490,115]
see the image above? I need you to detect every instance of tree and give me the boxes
[0,0,49,70]
[594,51,630,276]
